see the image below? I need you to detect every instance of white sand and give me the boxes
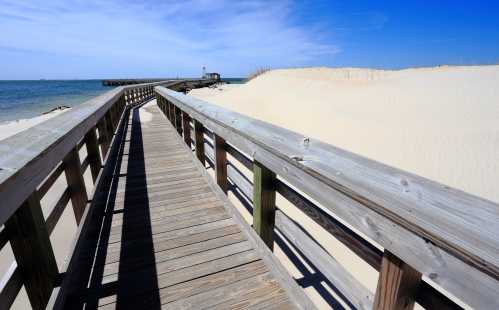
[190,66,499,203]
[189,66,498,308]
[0,109,69,141]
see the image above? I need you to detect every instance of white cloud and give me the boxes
[0,0,340,78]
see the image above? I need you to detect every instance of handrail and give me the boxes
[0,80,180,226]
[0,79,219,309]
[155,86,499,310]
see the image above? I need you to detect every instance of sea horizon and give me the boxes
[0,78,245,123]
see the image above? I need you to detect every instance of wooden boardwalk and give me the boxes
[62,102,301,309]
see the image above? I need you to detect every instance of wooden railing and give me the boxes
[0,80,193,309]
[155,86,499,310]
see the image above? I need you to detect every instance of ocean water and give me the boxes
[0,80,112,123]
[0,79,245,123]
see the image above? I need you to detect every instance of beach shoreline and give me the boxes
[0,107,70,141]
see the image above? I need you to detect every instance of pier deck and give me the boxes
[1,80,497,310]
[62,102,300,309]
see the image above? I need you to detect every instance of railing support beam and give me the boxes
[4,192,58,310]
[175,106,183,135]
[84,127,102,182]
[214,135,228,193]
[374,250,422,310]
[63,147,88,224]
[97,117,110,156]
[194,120,205,166]
[182,112,192,148]
[252,160,276,250]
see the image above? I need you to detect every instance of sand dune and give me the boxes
[190,66,499,203]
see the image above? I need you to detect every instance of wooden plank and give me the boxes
[276,180,382,270]
[94,250,262,307]
[275,210,373,309]
[4,192,58,310]
[84,127,102,182]
[194,119,205,165]
[374,250,422,310]
[0,263,23,310]
[80,225,241,266]
[214,134,228,193]
[63,147,88,225]
[226,143,253,170]
[101,241,254,285]
[182,111,192,148]
[81,219,238,261]
[253,160,276,250]
[101,234,247,277]
[106,212,232,244]
[162,273,284,309]
[156,87,499,309]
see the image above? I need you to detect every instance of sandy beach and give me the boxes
[0,109,69,141]
[189,65,498,308]
[190,66,499,204]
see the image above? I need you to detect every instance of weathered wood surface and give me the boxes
[53,102,314,309]
[275,210,373,310]
[253,160,276,250]
[4,192,58,310]
[156,86,499,309]
[63,147,88,224]
[373,250,422,310]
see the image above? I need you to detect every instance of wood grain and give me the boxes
[253,160,276,250]
[63,147,88,224]
[4,192,58,310]
[374,250,422,310]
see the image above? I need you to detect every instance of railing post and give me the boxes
[214,135,228,193]
[182,111,191,148]
[252,160,276,250]
[174,106,183,135]
[4,192,58,310]
[84,127,102,182]
[105,111,114,135]
[169,102,175,123]
[63,147,88,224]
[97,117,110,156]
[194,119,205,166]
[374,250,422,310]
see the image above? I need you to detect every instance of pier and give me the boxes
[102,78,219,87]
[0,79,498,309]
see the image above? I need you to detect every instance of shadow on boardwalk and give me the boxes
[66,107,161,309]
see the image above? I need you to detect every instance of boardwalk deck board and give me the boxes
[59,101,310,309]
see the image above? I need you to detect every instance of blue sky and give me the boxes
[1,0,498,79]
